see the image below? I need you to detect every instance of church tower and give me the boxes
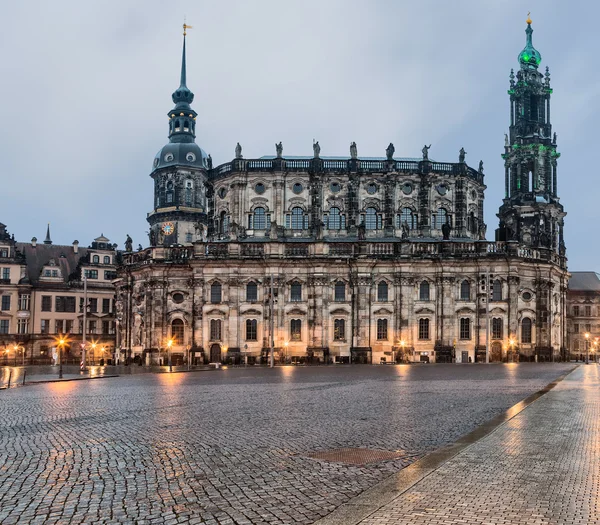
[147,25,210,247]
[497,16,566,260]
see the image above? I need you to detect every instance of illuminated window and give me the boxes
[290,319,301,341]
[333,319,345,341]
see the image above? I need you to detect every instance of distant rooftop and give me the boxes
[259,156,427,162]
[568,272,600,292]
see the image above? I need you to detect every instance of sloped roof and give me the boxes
[16,243,89,285]
[568,272,600,292]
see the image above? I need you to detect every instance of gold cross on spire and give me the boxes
[526,12,532,24]
[183,19,192,36]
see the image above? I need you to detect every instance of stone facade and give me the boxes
[566,272,600,361]
[115,21,570,365]
[0,223,118,364]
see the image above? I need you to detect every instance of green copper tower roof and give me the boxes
[518,17,542,69]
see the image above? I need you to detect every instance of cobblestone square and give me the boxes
[0,364,573,524]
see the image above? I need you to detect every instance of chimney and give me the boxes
[73,240,79,254]
[31,237,37,248]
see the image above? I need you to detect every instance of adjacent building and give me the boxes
[115,19,570,365]
[566,272,600,361]
[0,223,118,364]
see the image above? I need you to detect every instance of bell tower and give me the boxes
[497,16,566,258]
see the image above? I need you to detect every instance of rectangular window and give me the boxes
[418,318,430,340]
[585,324,591,334]
[89,320,97,334]
[245,319,257,341]
[210,319,222,341]
[54,320,63,334]
[41,296,52,312]
[102,321,110,335]
[334,319,345,341]
[491,280,502,302]
[102,298,110,313]
[55,296,76,313]
[1,295,10,311]
[246,282,258,302]
[460,281,470,301]
[376,318,388,340]
[40,319,50,334]
[492,318,503,340]
[460,318,471,340]
[290,283,302,302]
[18,294,30,311]
[574,324,579,334]
[585,305,591,317]
[2,268,9,281]
[0,249,8,257]
[89,298,98,313]
[573,306,580,316]
[104,271,117,280]
[84,269,98,279]
[290,319,302,341]
[334,282,345,302]
[0,320,9,334]
[17,319,28,334]
[65,320,73,333]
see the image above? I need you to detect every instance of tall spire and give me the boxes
[168,23,197,144]
[44,223,52,245]
[518,14,542,69]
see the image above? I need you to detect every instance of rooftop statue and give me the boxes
[504,133,509,147]
[125,234,133,253]
[275,142,283,159]
[235,142,242,159]
[350,142,357,160]
[422,144,431,160]
[386,143,395,161]
[313,141,321,159]
[207,154,213,170]
[479,160,484,173]
[459,147,466,163]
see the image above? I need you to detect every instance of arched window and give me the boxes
[460,280,470,301]
[103,256,110,264]
[246,319,257,341]
[365,207,381,230]
[185,187,193,206]
[171,318,184,344]
[288,207,306,230]
[210,319,222,341]
[290,319,302,341]
[492,318,503,339]
[418,318,430,340]
[328,207,345,230]
[432,208,448,229]
[377,319,388,340]
[334,281,345,302]
[492,279,502,302]
[397,207,417,230]
[334,319,345,341]
[92,255,99,264]
[246,282,258,302]
[219,211,229,234]
[521,318,532,344]
[419,281,430,301]
[459,318,471,340]
[250,207,266,230]
[210,282,222,303]
[377,281,388,302]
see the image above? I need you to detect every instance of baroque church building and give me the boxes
[116,19,568,365]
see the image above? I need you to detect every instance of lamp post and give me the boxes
[284,341,289,364]
[91,342,97,366]
[167,338,173,372]
[400,340,406,363]
[508,337,515,363]
[57,336,66,379]
[13,344,24,366]
[585,332,590,364]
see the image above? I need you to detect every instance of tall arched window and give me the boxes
[334,281,345,302]
[328,207,345,230]
[250,207,266,230]
[397,207,417,230]
[211,282,222,303]
[171,319,184,344]
[377,281,388,302]
[185,181,193,205]
[210,319,222,341]
[333,319,345,341]
[377,319,388,340]
[245,319,257,341]
[492,318,503,339]
[419,281,430,301]
[492,279,502,302]
[521,318,532,344]
[289,207,306,230]
[432,208,448,229]
[92,255,99,263]
[460,280,470,301]
[219,211,229,234]
[418,318,430,340]
[365,208,381,230]
[246,281,258,302]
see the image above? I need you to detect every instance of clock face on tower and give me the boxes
[161,222,175,235]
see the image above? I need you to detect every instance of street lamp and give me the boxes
[400,340,406,363]
[90,342,97,366]
[13,344,24,366]
[585,332,590,364]
[54,335,69,379]
[284,341,289,364]
[508,337,515,363]
[167,338,174,372]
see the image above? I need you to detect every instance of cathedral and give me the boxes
[116,18,568,366]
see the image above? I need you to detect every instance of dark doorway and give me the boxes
[210,343,221,363]
[491,342,502,363]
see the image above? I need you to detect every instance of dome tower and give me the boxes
[147,24,210,247]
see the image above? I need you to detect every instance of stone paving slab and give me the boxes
[336,364,600,525]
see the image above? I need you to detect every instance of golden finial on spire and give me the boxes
[183,17,192,36]
[526,12,532,25]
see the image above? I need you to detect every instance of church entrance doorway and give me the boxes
[210,343,221,363]
[490,342,502,363]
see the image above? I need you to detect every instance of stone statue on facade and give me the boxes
[313,141,320,159]
[401,221,410,240]
[207,154,213,170]
[350,142,358,160]
[478,222,487,240]
[148,229,156,246]
[275,142,283,159]
[478,160,484,173]
[504,133,509,147]
[316,220,325,240]
[235,142,243,159]
[125,234,133,252]
[357,221,366,241]
[441,221,451,240]
[459,147,466,163]
[553,132,557,143]
[137,244,143,252]
[422,144,431,160]
[386,143,395,161]
[269,219,278,240]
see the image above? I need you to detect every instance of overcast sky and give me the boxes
[1,1,597,271]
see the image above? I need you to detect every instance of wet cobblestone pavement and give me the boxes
[0,364,574,524]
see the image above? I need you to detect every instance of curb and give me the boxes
[313,365,579,525]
